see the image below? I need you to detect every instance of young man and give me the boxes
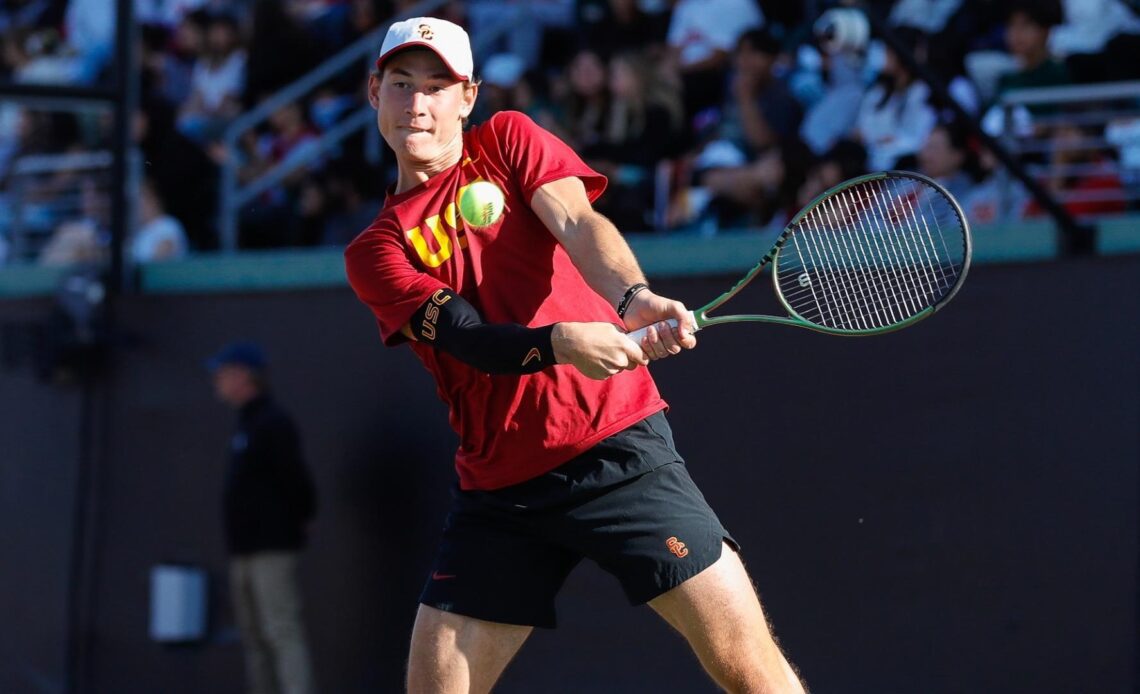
[208,341,318,694]
[996,0,1070,98]
[344,17,806,693]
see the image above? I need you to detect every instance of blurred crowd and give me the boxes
[3,0,1140,267]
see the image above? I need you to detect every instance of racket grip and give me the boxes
[626,311,698,343]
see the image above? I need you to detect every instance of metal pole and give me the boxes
[219,131,239,252]
[108,0,136,291]
[64,1,134,691]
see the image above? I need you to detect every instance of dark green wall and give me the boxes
[1,255,1137,693]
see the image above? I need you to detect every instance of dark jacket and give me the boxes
[223,394,316,555]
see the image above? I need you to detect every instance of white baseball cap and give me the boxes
[375,17,473,82]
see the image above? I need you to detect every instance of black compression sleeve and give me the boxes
[408,288,558,374]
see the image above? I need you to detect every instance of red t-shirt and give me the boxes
[345,111,666,490]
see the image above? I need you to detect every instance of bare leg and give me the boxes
[406,605,533,694]
[649,542,806,694]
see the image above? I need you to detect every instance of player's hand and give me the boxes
[551,322,649,380]
[622,290,698,360]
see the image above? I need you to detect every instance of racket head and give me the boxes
[771,171,972,335]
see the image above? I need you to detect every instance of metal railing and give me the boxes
[4,151,118,262]
[216,0,523,251]
[997,80,1140,219]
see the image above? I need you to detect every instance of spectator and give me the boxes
[65,0,114,82]
[854,33,937,171]
[666,0,764,133]
[148,9,212,108]
[510,68,566,137]
[717,28,802,157]
[577,0,671,59]
[128,178,189,263]
[470,55,565,139]
[583,50,684,230]
[978,1,1071,139]
[295,173,327,247]
[470,52,527,124]
[678,144,788,231]
[794,41,867,157]
[255,100,322,184]
[467,0,573,69]
[959,146,1032,224]
[320,160,381,247]
[287,0,351,55]
[887,25,980,118]
[995,0,1070,98]
[1049,0,1140,82]
[136,97,219,250]
[177,13,247,144]
[794,138,867,213]
[556,47,609,151]
[307,84,357,133]
[3,28,82,85]
[916,120,980,203]
[243,0,321,109]
[140,24,195,108]
[1031,121,1127,218]
[1,110,86,252]
[235,99,322,248]
[207,341,317,694]
[673,29,804,230]
[38,176,108,267]
[1100,2,1140,82]
[342,0,387,44]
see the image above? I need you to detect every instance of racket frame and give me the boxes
[689,170,972,336]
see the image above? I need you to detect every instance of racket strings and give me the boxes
[777,261,961,308]
[777,176,967,331]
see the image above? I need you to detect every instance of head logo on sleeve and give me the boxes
[522,347,542,367]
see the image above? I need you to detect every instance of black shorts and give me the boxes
[420,412,737,628]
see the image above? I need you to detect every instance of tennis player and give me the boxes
[345,16,806,694]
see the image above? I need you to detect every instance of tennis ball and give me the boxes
[459,181,505,227]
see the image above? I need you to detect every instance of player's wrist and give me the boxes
[620,288,665,328]
[616,282,650,321]
[550,323,573,365]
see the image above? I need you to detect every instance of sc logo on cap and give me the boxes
[417,24,434,40]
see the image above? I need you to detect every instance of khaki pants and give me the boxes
[230,552,315,694]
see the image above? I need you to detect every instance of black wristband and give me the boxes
[410,289,557,374]
[616,283,649,319]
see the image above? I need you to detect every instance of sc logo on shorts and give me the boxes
[666,536,689,558]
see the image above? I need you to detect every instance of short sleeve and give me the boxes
[344,223,447,346]
[483,111,607,205]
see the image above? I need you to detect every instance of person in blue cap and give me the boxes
[208,340,317,694]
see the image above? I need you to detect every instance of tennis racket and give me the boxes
[629,170,972,340]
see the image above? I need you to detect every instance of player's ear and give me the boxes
[459,81,478,119]
[367,72,381,109]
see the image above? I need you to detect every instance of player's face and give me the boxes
[369,49,476,173]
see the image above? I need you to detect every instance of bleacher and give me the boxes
[1,0,1140,287]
